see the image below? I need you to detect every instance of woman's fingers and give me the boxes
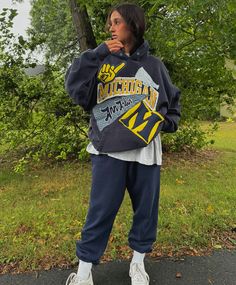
[105,40,123,51]
[105,39,124,53]
[105,39,124,47]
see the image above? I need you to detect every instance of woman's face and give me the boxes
[109,10,134,45]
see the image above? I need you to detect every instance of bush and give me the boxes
[162,121,218,152]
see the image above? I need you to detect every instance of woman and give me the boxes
[65,3,181,285]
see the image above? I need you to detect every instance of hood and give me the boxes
[112,40,150,61]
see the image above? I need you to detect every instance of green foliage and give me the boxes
[162,120,218,152]
[1,1,236,169]
[0,8,89,170]
[29,0,78,65]
[141,0,236,120]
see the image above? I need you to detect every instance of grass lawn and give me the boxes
[0,121,236,273]
[200,120,236,152]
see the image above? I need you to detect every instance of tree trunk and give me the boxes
[68,0,97,51]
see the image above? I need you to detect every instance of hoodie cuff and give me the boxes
[93,43,110,60]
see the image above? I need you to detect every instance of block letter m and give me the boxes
[119,101,164,144]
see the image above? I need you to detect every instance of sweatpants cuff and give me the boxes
[129,244,153,254]
[76,253,100,266]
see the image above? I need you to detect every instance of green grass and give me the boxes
[201,121,236,151]
[0,121,236,273]
[158,151,236,247]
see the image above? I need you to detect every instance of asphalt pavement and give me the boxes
[0,249,235,285]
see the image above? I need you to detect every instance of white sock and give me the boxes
[131,250,145,264]
[77,260,92,280]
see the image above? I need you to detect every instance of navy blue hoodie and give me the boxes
[65,40,181,152]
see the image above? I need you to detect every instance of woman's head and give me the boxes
[105,3,146,49]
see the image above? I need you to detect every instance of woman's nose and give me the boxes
[109,24,115,32]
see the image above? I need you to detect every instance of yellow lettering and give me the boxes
[144,88,159,110]
[98,83,109,103]
[119,101,164,144]
[129,79,136,95]
[116,80,122,94]
[120,79,129,94]
[98,78,159,107]
[107,82,113,98]
[134,80,143,94]
[142,85,149,95]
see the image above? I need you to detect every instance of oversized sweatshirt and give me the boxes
[65,40,181,152]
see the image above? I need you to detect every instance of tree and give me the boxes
[142,0,236,120]
[28,0,236,120]
[0,0,236,171]
[68,0,97,50]
[0,8,89,171]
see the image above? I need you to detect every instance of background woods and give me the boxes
[0,0,236,168]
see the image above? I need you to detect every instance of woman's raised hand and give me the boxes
[105,39,124,53]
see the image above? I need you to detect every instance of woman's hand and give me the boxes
[105,39,124,53]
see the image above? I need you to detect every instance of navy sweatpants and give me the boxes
[76,154,161,265]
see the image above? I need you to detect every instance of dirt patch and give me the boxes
[162,148,221,168]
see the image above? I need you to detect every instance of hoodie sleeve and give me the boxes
[65,43,110,111]
[159,61,181,133]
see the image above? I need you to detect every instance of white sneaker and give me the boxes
[129,262,150,285]
[65,272,94,285]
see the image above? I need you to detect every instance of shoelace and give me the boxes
[66,273,78,285]
[66,272,92,285]
[130,263,150,283]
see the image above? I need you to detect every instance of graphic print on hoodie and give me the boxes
[65,40,181,152]
[93,63,164,145]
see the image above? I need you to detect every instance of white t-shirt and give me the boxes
[86,133,162,165]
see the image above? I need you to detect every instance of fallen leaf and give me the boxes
[176,272,182,278]
[175,178,185,184]
[206,205,214,214]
